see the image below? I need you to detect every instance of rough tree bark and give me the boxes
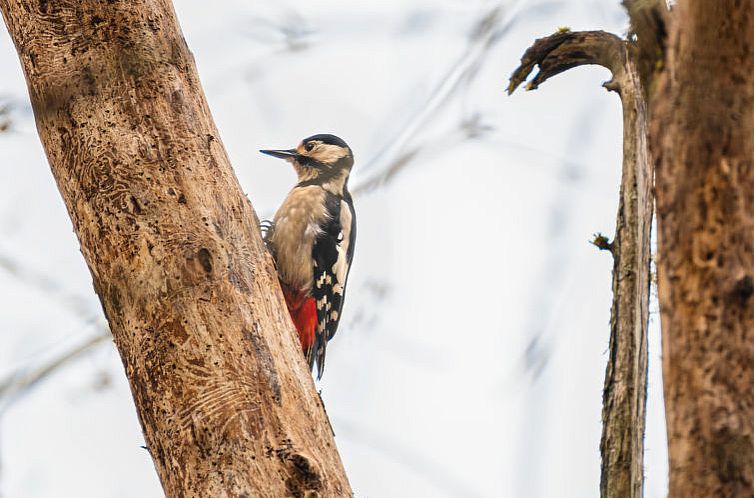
[0,1,352,497]
[509,29,654,498]
[652,1,754,496]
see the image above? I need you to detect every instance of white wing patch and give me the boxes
[331,200,352,293]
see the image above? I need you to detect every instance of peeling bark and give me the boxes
[0,1,352,496]
[509,29,654,498]
[652,1,754,496]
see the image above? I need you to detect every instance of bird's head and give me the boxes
[260,134,354,187]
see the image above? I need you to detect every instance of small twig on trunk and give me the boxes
[592,233,614,253]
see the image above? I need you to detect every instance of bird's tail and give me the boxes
[313,336,328,380]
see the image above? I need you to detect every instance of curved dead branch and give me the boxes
[509,29,654,498]
[508,30,627,94]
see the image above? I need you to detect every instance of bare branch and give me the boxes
[0,99,10,132]
[507,30,626,94]
[0,251,109,414]
[352,0,523,194]
[0,330,110,413]
[351,148,419,197]
[0,252,96,321]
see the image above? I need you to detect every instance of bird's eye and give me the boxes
[304,142,314,152]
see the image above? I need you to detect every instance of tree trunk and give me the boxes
[508,29,654,498]
[652,1,754,496]
[0,1,352,497]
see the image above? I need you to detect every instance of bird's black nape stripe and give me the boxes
[303,133,349,149]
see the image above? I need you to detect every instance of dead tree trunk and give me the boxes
[652,1,754,496]
[509,29,654,498]
[513,1,754,496]
[0,1,352,497]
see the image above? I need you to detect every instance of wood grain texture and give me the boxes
[598,51,652,498]
[652,1,754,496]
[0,1,352,496]
[509,29,654,498]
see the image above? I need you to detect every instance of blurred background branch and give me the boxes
[0,331,110,414]
[0,98,10,133]
[0,251,98,322]
[352,0,524,195]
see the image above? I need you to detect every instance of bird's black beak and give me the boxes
[259,148,298,160]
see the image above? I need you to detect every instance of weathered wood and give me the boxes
[651,1,754,496]
[622,0,667,97]
[598,49,653,498]
[509,29,654,498]
[0,1,352,496]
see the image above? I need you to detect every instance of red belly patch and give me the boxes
[281,284,317,353]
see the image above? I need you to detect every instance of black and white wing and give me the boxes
[310,191,356,379]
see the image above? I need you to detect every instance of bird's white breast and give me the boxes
[268,186,329,292]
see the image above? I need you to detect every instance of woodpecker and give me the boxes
[260,134,356,379]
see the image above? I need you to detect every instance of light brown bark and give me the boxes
[509,30,654,498]
[652,1,754,496]
[0,1,352,497]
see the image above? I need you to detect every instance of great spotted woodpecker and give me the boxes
[260,134,356,379]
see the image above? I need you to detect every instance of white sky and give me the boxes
[0,1,667,496]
